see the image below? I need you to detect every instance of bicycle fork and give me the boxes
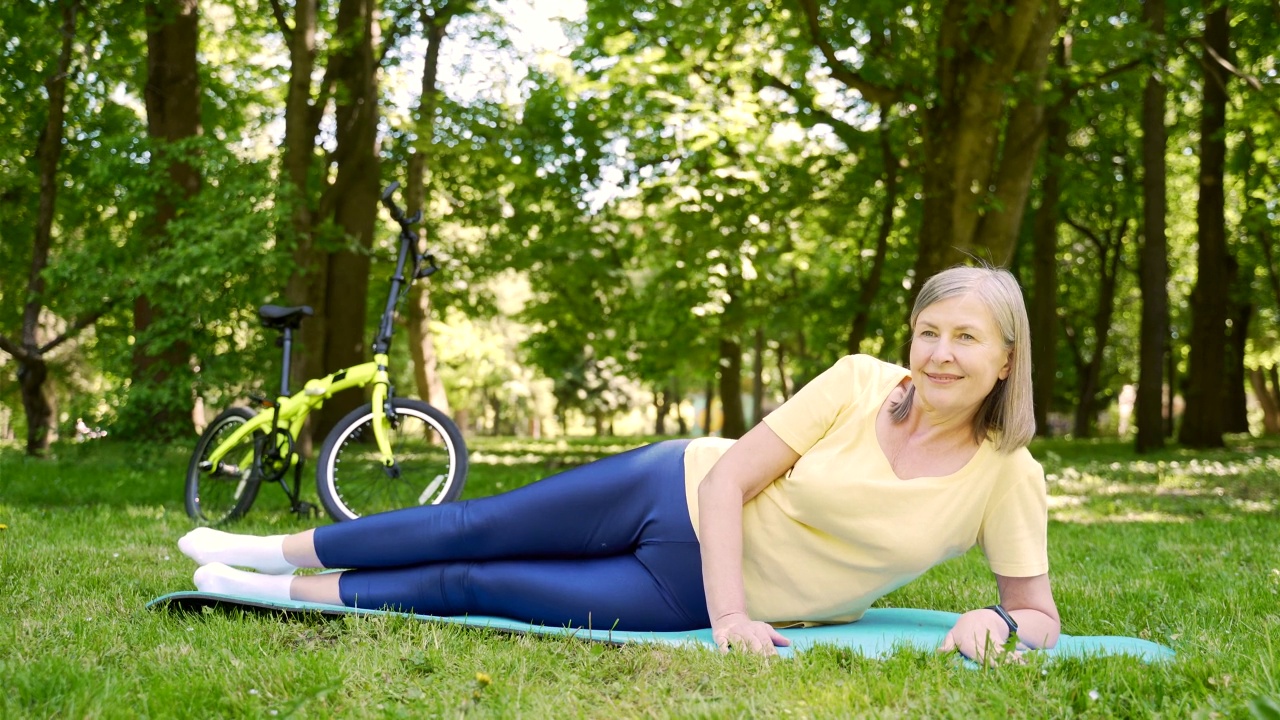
[369,352,401,478]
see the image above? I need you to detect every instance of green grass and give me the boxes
[2,435,1279,718]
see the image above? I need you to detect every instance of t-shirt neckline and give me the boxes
[874,369,991,482]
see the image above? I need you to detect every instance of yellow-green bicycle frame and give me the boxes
[203,353,396,475]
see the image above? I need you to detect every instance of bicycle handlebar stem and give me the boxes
[372,181,427,356]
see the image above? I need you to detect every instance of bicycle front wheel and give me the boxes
[316,398,468,521]
[185,407,262,525]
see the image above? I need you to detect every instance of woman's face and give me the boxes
[909,292,1012,420]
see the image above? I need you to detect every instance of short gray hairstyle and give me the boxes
[891,265,1035,452]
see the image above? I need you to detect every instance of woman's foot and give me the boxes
[193,562,294,601]
[178,527,297,575]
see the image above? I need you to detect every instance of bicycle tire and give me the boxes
[316,397,468,521]
[185,407,263,525]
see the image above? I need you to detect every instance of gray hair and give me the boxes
[891,265,1035,452]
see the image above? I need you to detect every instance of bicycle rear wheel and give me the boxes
[185,407,262,525]
[316,398,468,521]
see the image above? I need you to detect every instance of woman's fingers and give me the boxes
[938,632,957,654]
[767,626,793,647]
[715,621,785,656]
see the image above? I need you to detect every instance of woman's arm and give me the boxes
[939,573,1060,663]
[698,422,801,656]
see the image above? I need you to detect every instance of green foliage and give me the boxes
[3,0,1280,443]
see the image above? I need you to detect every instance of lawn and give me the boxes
[1,434,1278,718]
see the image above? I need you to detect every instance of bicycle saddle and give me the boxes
[258,305,314,330]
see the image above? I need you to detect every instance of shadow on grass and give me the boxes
[1032,434,1280,524]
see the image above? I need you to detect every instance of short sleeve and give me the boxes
[762,355,880,455]
[977,454,1049,577]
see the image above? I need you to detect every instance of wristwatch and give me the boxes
[985,604,1019,636]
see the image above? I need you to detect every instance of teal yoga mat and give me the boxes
[148,591,1174,663]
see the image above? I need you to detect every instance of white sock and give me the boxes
[178,527,297,575]
[193,562,294,602]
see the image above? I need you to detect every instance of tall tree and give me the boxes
[313,0,381,437]
[404,1,471,417]
[1136,0,1170,452]
[1031,37,1069,437]
[126,0,202,435]
[912,0,1060,278]
[846,110,900,354]
[1178,0,1232,448]
[1223,273,1250,433]
[0,0,101,455]
[274,0,329,452]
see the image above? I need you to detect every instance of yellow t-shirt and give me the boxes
[682,354,1048,624]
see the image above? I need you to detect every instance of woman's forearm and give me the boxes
[693,422,800,628]
[698,472,750,623]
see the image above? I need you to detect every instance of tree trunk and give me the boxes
[1135,0,1169,453]
[702,376,715,435]
[672,378,687,435]
[970,0,1061,259]
[913,0,1057,283]
[654,388,669,435]
[1178,0,1231,449]
[279,0,325,454]
[405,10,452,414]
[775,342,790,400]
[130,0,201,437]
[1070,228,1123,438]
[1270,366,1280,415]
[718,336,746,439]
[6,1,80,454]
[1031,40,1068,437]
[314,0,380,439]
[751,328,765,426]
[848,112,897,353]
[1223,291,1250,433]
[1248,367,1280,434]
[18,356,56,454]
[1166,342,1177,437]
[490,395,502,436]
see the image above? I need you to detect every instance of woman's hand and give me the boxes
[712,611,792,656]
[938,609,1020,666]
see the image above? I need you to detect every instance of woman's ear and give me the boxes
[998,351,1012,381]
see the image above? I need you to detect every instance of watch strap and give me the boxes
[985,604,1019,635]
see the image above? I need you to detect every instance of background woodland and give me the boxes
[2,0,1278,455]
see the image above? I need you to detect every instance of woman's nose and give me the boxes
[932,338,955,363]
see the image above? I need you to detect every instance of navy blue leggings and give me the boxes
[311,439,710,631]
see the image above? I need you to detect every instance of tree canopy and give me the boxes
[1,0,1278,454]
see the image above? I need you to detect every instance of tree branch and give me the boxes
[1064,214,1104,251]
[1199,36,1267,94]
[1052,57,1147,115]
[0,333,30,362]
[792,0,898,105]
[1057,306,1085,375]
[38,305,113,355]
[754,70,872,149]
[268,0,294,42]
[1180,36,1280,121]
